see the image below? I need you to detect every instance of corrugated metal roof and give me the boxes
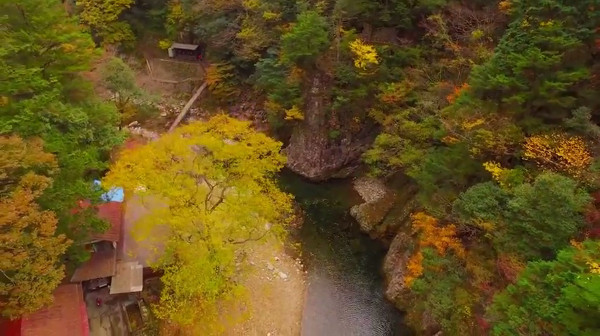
[21,284,89,336]
[0,318,21,336]
[110,261,143,294]
[120,196,168,267]
[71,200,123,243]
[170,42,200,50]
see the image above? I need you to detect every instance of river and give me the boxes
[279,171,411,336]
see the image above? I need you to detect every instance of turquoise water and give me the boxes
[278,171,410,336]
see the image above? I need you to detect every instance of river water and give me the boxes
[279,172,411,336]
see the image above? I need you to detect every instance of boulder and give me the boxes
[350,178,396,234]
[382,232,413,303]
[349,176,418,240]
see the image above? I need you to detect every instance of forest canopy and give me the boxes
[1,0,599,335]
[0,0,122,318]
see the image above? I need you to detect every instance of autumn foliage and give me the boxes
[0,136,70,318]
[103,115,293,326]
[523,133,592,177]
[1,0,600,333]
[349,39,379,70]
[405,212,465,286]
[76,0,135,45]
[446,83,470,103]
[498,1,512,14]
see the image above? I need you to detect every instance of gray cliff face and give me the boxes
[284,73,370,181]
[348,176,417,287]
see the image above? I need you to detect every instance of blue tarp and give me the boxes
[94,180,124,202]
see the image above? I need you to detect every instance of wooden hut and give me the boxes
[167,43,204,61]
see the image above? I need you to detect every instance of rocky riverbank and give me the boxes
[349,175,443,334]
[225,239,307,336]
[350,177,397,238]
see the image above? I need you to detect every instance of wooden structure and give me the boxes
[70,201,144,294]
[168,81,208,132]
[167,43,204,61]
[70,202,122,283]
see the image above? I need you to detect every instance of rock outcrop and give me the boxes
[350,178,397,236]
[349,175,442,333]
[284,73,371,181]
[350,176,418,241]
[383,231,442,335]
[382,232,413,304]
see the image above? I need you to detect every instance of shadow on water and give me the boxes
[278,170,412,336]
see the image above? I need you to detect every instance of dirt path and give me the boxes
[223,240,306,336]
[159,238,307,336]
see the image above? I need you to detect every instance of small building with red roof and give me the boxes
[70,202,123,283]
[21,284,89,336]
[92,201,123,243]
[70,198,144,295]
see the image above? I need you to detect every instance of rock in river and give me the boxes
[350,177,397,235]
[284,73,371,181]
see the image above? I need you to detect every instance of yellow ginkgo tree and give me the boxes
[103,115,293,327]
[349,38,379,70]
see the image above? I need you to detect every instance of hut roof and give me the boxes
[70,242,117,282]
[90,202,123,242]
[170,43,200,50]
[110,261,143,294]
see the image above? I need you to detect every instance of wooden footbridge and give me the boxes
[167,81,208,132]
